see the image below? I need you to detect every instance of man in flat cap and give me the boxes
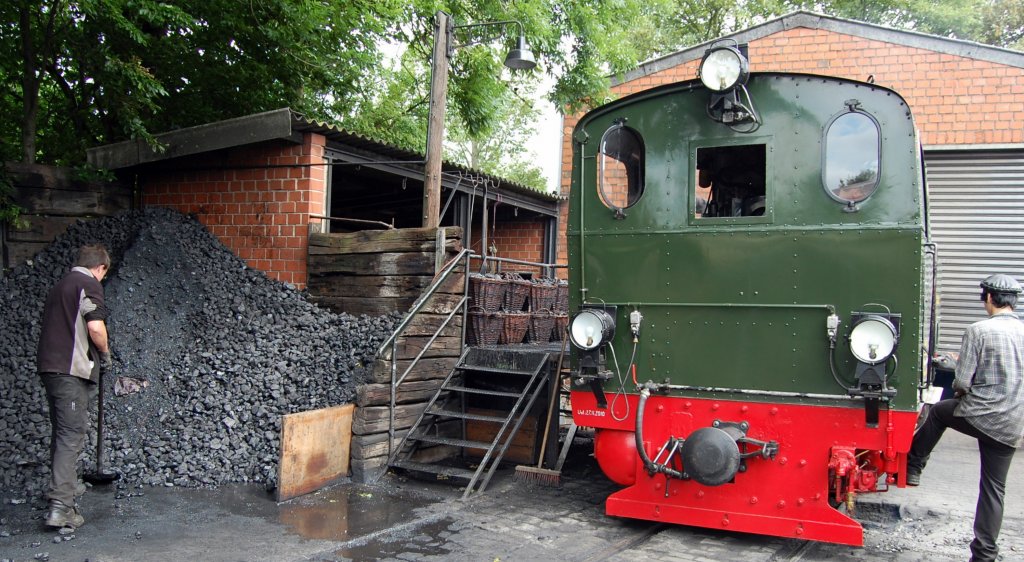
[907,273,1024,562]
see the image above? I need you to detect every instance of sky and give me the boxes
[531,90,565,194]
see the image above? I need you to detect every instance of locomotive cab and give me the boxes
[567,44,936,546]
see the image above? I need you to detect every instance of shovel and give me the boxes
[83,369,119,485]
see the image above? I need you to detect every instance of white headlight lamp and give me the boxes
[698,46,750,92]
[849,315,898,365]
[568,309,616,351]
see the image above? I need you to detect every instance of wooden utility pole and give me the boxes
[422,11,451,229]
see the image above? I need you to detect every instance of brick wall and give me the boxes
[492,219,546,273]
[614,27,1024,146]
[467,219,550,276]
[141,133,327,288]
[556,24,1024,270]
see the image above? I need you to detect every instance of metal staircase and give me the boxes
[387,347,551,498]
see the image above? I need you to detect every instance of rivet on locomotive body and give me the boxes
[777,500,787,509]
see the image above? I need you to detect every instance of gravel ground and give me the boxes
[0,209,400,502]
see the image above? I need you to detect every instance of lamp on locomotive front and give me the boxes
[568,307,617,408]
[697,41,758,127]
[698,45,749,92]
[847,312,901,427]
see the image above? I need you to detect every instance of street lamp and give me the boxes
[422,11,537,228]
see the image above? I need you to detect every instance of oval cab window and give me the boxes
[823,111,880,205]
[598,122,645,213]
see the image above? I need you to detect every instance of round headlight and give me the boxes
[698,46,749,92]
[569,309,616,351]
[849,315,898,365]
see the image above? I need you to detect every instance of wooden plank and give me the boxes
[276,404,354,502]
[351,429,409,460]
[5,215,83,242]
[387,335,462,361]
[308,238,462,255]
[396,313,464,337]
[356,379,449,407]
[5,241,52,266]
[350,456,389,483]
[12,184,130,216]
[306,273,465,298]
[307,275,435,298]
[309,295,417,316]
[309,226,461,249]
[370,357,459,384]
[308,252,436,276]
[464,408,539,465]
[352,403,428,435]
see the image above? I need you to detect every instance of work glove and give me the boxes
[99,351,113,371]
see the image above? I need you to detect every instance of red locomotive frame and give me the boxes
[572,390,916,546]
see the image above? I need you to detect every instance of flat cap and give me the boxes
[980,274,1023,294]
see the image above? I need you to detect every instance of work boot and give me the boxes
[44,500,84,529]
[906,470,921,487]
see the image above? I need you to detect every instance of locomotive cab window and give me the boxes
[598,121,645,214]
[823,110,881,205]
[694,144,766,219]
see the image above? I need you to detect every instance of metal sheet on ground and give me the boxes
[277,403,354,501]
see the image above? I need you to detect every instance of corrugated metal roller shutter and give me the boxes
[925,149,1024,353]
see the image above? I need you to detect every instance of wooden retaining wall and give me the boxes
[1,163,131,272]
[305,226,466,481]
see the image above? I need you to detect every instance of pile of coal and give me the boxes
[0,209,400,499]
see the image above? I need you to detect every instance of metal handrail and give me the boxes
[376,246,567,479]
[379,248,474,469]
[376,247,474,356]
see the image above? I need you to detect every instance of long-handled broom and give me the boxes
[514,334,568,486]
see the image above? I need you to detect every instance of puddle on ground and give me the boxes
[334,516,460,560]
[277,484,437,541]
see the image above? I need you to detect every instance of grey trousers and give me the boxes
[907,398,1016,562]
[40,373,96,506]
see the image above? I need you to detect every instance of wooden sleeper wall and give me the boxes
[305,226,465,481]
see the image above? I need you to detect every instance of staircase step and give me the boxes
[444,385,522,398]
[412,434,495,450]
[457,364,537,376]
[392,460,476,480]
[426,408,508,423]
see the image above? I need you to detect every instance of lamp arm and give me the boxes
[450,20,525,49]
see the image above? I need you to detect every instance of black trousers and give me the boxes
[908,398,1016,562]
[40,373,96,506]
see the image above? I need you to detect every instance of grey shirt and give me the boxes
[954,311,1024,448]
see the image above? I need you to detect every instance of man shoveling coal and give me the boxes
[35,244,113,529]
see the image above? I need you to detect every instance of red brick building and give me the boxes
[557,11,1024,349]
[88,109,560,289]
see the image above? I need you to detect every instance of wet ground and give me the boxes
[1,430,1022,562]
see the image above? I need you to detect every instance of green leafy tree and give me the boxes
[2,0,406,165]
[2,0,655,170]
